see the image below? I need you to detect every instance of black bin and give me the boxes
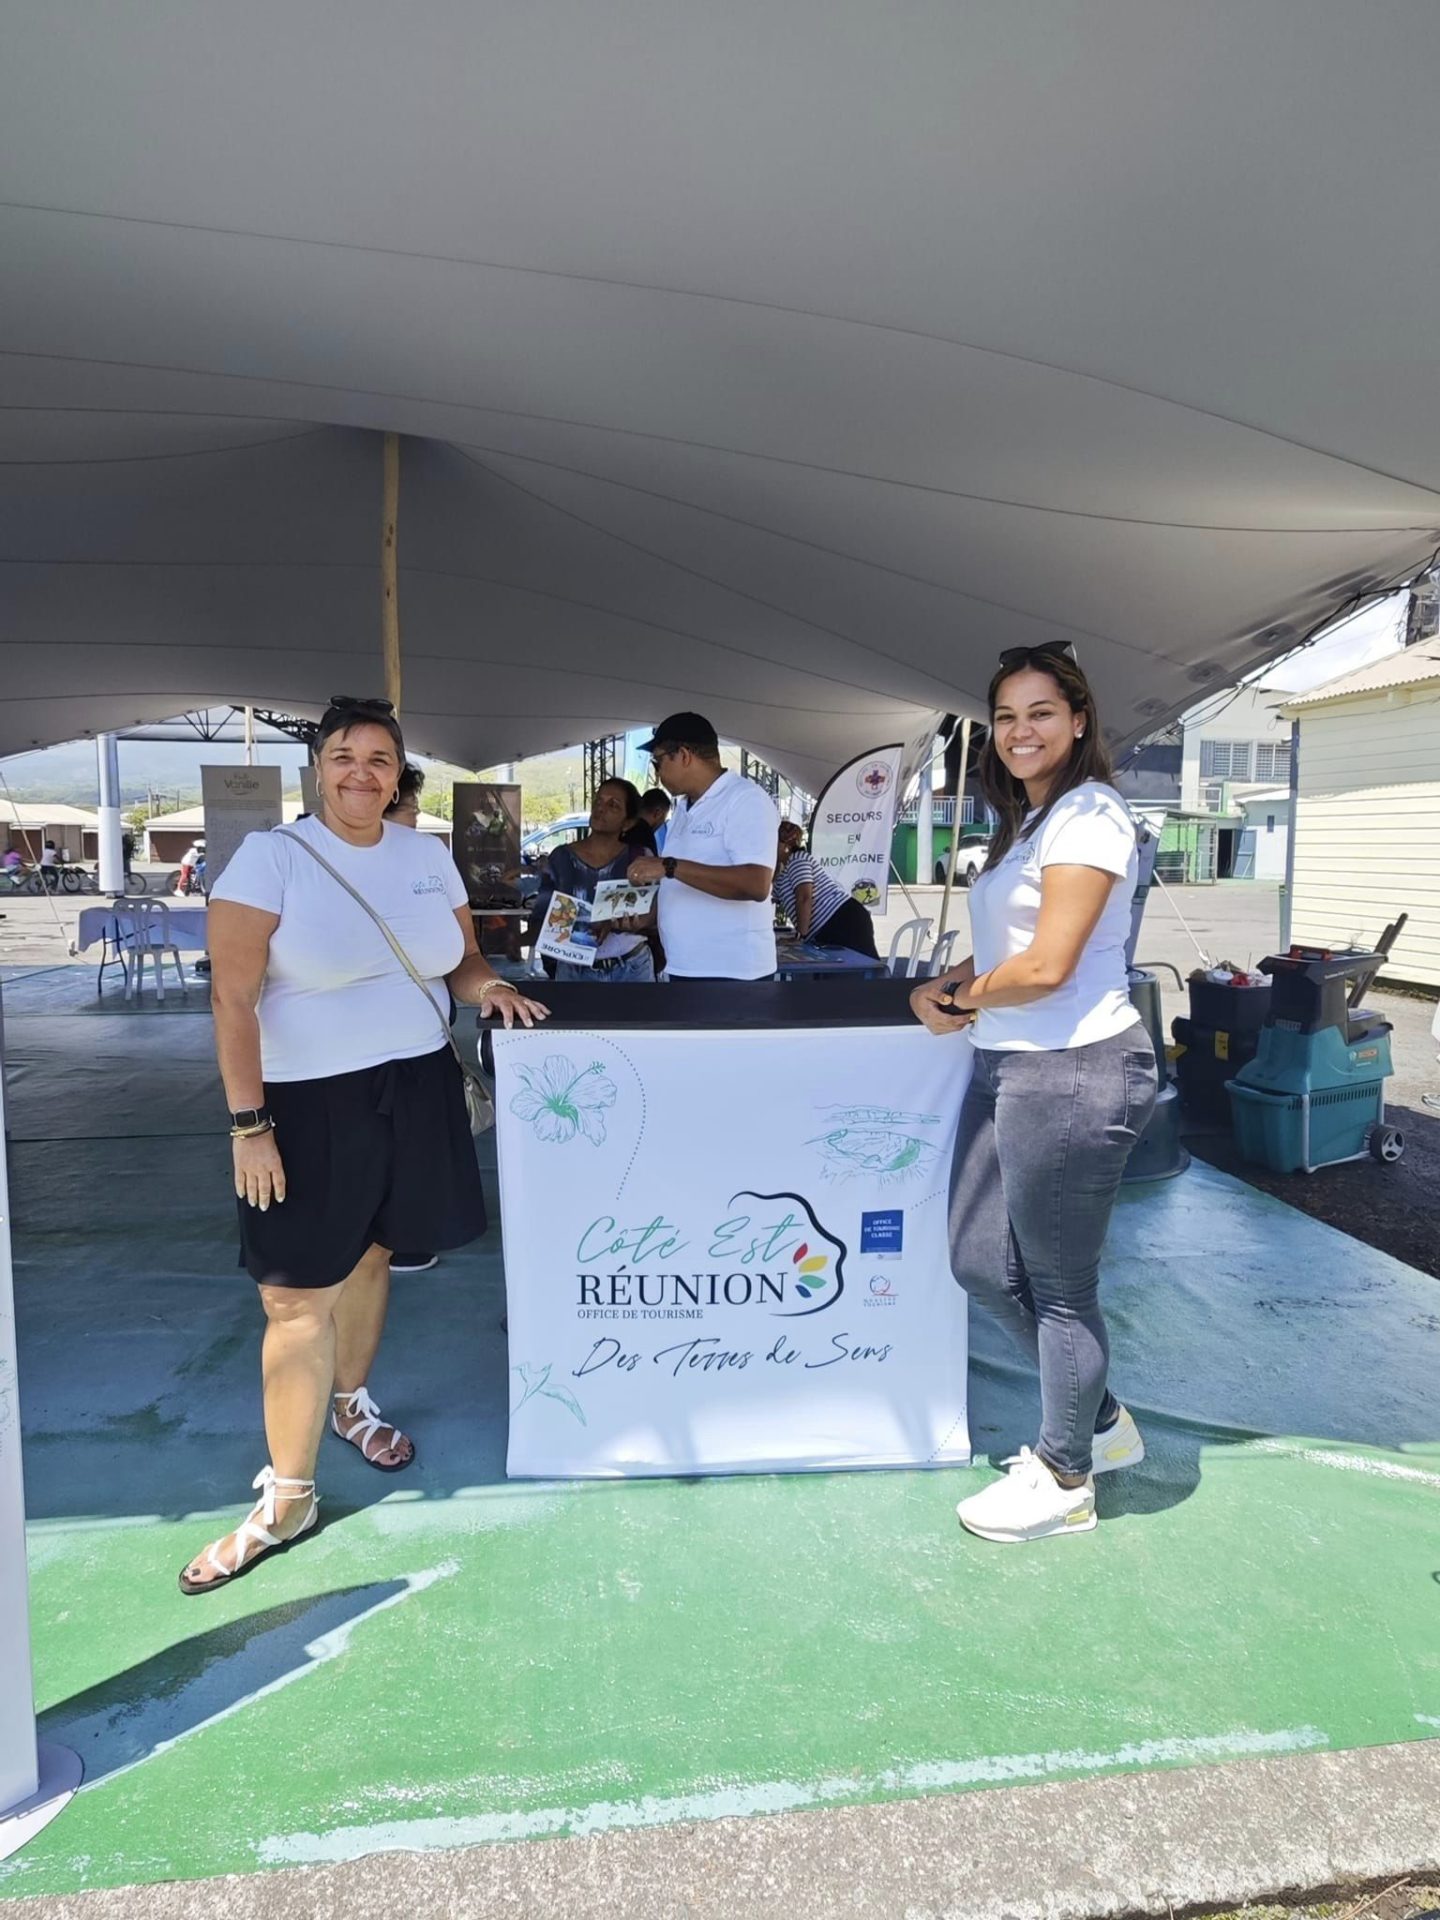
[1186,975,1271,1033]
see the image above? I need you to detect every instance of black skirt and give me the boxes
[813,894,880,959]
[238,1043,488,1289]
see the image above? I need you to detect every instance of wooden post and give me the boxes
[381,432,401,715]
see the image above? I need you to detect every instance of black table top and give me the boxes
[473,977,918,1065]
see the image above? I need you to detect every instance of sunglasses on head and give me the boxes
[327,693,396,716]
[996,641,1078,672]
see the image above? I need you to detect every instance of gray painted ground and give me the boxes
[5,1741,1440,1919]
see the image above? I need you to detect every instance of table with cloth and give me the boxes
[482,979,972,1479]
[74,902,209,996]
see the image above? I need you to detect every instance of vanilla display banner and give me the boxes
[200,764,283,889]
[492,1024,972,1477]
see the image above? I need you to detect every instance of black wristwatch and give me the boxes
[230,1106,271,1131]
[662,856,679,879]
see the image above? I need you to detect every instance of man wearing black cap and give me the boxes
[628,713,779,981]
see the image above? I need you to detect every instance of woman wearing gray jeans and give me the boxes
[912,643,1158,1545]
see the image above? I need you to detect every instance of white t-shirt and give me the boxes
[967,782,1140,1052]
[210,814,469,1081]
[659,770,779,980]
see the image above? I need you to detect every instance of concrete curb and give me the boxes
[6,1738,1439,1919]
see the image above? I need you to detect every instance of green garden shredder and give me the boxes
[1226,917,1408,1174]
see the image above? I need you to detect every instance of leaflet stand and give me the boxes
[0,983,81,1858]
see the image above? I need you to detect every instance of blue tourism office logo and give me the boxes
[730,1190,847,1318]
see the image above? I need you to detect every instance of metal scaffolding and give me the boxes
[739,748,780,797]
[582,735,623,802]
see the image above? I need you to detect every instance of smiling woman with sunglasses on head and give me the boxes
[178,696,548,1594]
[910,644,1158,1546]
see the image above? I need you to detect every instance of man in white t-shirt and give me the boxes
[628,712,779,980]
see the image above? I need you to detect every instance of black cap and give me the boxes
[638,711,720,755]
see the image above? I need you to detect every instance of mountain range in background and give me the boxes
[0,736,590,824]
[0,738,312,808]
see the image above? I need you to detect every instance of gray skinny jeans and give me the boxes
[947,1024,1159,1477]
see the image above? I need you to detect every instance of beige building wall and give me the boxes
[1289,690,1440,988]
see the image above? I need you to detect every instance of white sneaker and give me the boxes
[956,1447,1096,1543]
[1091,1404,1145,1475]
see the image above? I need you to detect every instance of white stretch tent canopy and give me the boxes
[3,4,1440,790]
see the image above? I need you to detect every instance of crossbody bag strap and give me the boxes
[274,829,466,1072]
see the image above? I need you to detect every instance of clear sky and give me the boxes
[1259,592,1407,694]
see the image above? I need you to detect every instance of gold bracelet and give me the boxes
[230,1120,275,1140]
[477,977,519,1004]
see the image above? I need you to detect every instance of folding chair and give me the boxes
[114,898,189,1003]
[885,916,934,979]
[925,927,964,979]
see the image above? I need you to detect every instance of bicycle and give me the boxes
[81,866,151,895]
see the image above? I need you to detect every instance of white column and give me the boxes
[96,734,125,895]
[0,991,37,1815]
[0,998,81,1856]
[1279,718,1300,949]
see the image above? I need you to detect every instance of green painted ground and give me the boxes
[2,985,1438,1898]
[6,1414,1439,1898]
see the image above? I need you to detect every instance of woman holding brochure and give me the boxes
[534,778,659,981]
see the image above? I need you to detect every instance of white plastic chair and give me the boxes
[885,916,934,979]
[113,899,188,1003]
[925,928,964,979]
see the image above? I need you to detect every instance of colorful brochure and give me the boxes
[589,878,659,923]
[536,891,599,968]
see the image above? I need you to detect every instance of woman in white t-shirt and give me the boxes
[910,644,1158,1546]
[179,696,548,1595]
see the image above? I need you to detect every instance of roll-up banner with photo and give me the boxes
[452,784,523,907]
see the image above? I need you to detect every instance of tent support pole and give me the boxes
[934,717,971,945]
[381,432,402,715]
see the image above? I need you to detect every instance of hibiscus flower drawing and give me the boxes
[509,1054,618,1145]
[510,1362,587,1426]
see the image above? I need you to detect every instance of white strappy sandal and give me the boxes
[331,1386,415,1473]
[178,1466,320,1596]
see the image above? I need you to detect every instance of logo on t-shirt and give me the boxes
[412,874,446,896]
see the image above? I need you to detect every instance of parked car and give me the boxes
[934,827,993,888]
[518,813,589,898]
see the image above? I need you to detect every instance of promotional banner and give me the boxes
[451,783,522,908]
[493,1024,971,1477]
[808,744,905,916]
[200,764,283,889]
